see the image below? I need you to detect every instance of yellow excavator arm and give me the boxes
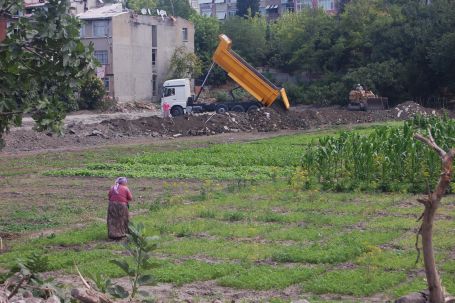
[212,34,290,110]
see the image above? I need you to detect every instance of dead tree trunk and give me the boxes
[414,131,455,303]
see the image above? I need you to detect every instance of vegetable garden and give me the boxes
[1,117,455,302]
[47,116,455,194]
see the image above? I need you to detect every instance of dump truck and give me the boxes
[348,84,389,111]
[161,34,290,117]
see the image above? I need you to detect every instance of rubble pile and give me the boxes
[3,102,454,152]
[393,101,438,119]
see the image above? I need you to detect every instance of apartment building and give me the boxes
[198,0,338,21]
[78,4,194,102]
[263,0,338,19]
[294,0,337,14]
[199,0,236,20]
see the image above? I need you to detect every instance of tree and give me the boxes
[168,46,202,79]
[0,0,95,147]
[127,0,195,18]
[236,0,259,17]
[269,9,338,73]
[156,0,196,19]
[222,16,267,67]
[414,130,454,303]
[189,14,220,66]
[126,0,157,12]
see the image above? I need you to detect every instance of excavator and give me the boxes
[347,84,389,111]
[161,34,290,116]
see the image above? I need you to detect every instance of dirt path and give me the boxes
[17,110,161,130]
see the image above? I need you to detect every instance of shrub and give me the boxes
[213,91,229,102]
[79,75,106,110]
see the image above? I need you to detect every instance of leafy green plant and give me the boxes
[21,252,50,273]
[288,167,310,191]
[150,183,173,211]
[198,208,216,218]
[88,272,112,294]
[4,254,62,301]
[79,74,106,110]
[223,211,245,222]
[301,116,455,193]
[109,222,159,300]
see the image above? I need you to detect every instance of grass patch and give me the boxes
[304,268,407,296]
[152,260,242,286]
[218,265,320,290]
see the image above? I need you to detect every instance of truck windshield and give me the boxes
[163,87,175,97]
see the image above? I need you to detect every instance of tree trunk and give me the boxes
[415,133,455,303]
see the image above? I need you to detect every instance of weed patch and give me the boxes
[304,268,407,296]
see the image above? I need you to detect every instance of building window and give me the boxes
[93,20,108,37]
[152,75,157,97]
[94,50,108,65]
[152,25,157,47]
[152,49,157,66]
[103,77,110,92]
[182,27,188,42]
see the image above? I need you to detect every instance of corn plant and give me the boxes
[301,115,455,193]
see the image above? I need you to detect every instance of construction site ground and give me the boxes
[2,101,453,154]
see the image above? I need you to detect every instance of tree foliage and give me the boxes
[128,0,196,18]
[257,0,455,105]
[190,14,220,66]
[168,46,202,79]
[222,16,267,67]
[0,0,95,147]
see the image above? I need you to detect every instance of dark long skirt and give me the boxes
[107,201,129,240]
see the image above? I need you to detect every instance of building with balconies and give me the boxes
[78,4,194,102]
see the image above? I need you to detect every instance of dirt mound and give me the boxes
[393,101,439,119]
[83,108,309,138]
[2,103,454,153]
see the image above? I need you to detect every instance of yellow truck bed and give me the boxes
[212,34,290,110]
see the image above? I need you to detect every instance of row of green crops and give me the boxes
[46,116,454,193]
[302,115,455,193]
[45,132,317,180]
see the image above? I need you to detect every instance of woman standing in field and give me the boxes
[107,177,133,240]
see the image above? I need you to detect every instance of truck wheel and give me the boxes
[170,106,184,117]
[216,105,228,114]
[247,105,259,112]
[231,105,245,112]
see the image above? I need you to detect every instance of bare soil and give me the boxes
[3,101,453,153]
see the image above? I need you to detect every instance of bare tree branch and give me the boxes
[414,131,446,158]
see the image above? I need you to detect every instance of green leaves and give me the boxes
[168,46,202,79]
[301,115,455,193]
[108,284,129,299]
[0,0,96,147]
[109,222,159,300]
[110,259,132,276]
[137,274,155,286]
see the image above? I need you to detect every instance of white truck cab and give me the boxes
[161,78,192,116]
